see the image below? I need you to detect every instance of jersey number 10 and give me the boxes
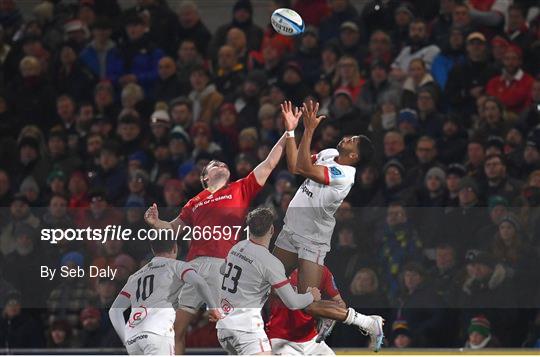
[136,275,155,302]
[221,263,242,294]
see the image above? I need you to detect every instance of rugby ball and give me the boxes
[271,8,304,36]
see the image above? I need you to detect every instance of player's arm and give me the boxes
[274,283,320,310]
[253,133,287,186]
[144,203,185,232]
[332,294,346,308]
[281,101,302,173]
[296,100,328,184]
[108,290,131,343]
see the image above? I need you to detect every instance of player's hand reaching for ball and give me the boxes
[281,100,302,131]
[301,100,325,132]
[144,203,159,227]
[307,287,321,302]
[208,308,224,322]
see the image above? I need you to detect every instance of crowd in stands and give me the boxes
[0,0,540,351]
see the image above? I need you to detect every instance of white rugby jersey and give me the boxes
[216,239,290,332]
[119,256,193,339]
[284,148,356,243]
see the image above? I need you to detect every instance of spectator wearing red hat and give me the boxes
[248,36,286,85]
[79,306,105,348]
[486,45,534,114]
[215,103,240,156]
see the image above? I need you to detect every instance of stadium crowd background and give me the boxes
[0,0,540,351]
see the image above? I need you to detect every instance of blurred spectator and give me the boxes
[176,39,203,93]
[210,0,263,56]
[80,18,124,83]
[444,176,490,252]
[391,19,441,81]
[396,262,447,347]
[328,87,368,137]
[338,21,365,65]
[215,45,245,98]
[53,43,96,102]
[292,0,330,27]
[154,56,183,103]
[175,1,211,56]
[518,77,540,132]
[429,244,460,306]
[464,316,501,349]
[332,55,364,103]
[79,306,104,348]
[0,194,39,256]
[438,116,468,165]
[407,136,442,188]
[318,0,359,44]
[481,154,522,202]
[292,26,321,85]
[377,202,423,300]
[47,252,93,329]
[390,320,414,348]
[486,46,534,114]
[119,16,164,95]
[0,291,44,348]
[401,59,441,110]
[188,65,224,123]
[357,60,401,117]
[431,26,465,88]
[445,32,498,117]
[47,319,76,348]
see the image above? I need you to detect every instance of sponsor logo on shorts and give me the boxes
[126,334,148,345]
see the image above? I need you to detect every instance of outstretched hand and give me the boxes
[144,203,159,226]
[281,100,302,131]
[301,100,325,132]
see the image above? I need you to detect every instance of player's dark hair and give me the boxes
[246,208,274,238]
[357,135,375,165]
[150,238,176,254]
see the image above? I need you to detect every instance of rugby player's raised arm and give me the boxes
[281,101,302,173]
[253,133,287,186]
[144,203,185,232]
[296,100,328,185]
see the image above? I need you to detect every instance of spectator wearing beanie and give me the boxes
[431,26,466,89]
[464,316,501,349]
[91,141,128,205]
[47,319,77,348]
[209,0,263,58]
[443,176,490,253]
[445,163,467,206]
[438,116,468,165]
[370,159,416,206]
[174,1,212,56]
[416,166,448,247]
[476,195,510,249]
[0,290,44,348]
[486,45,534,114]
[391,320,413,348]
[291,26,321,85]
[329,87,369,137]
[318,0,359,44]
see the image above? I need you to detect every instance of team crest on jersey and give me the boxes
[329,166,344,178]
[221,298,234,314]
[128,306,148,327]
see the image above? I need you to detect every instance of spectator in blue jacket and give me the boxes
[431,27,465,89]
[119,16,164,96]
[79,18,124,85]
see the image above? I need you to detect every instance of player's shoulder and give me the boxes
[328,164,355,181]
[317,148,339,162]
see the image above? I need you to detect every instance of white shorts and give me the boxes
[125,332,174,355]
[217,329,272,355]
[274,226,330,265]
[271,336,334,355]
[177,256,225,313]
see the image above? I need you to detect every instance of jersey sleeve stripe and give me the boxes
[120,291,131,298]
[272,279,290,289]
[180,268,196,281]
[323,167,330,185]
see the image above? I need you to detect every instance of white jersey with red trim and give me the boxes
[217,239,290,332]
[119,256,193,340]
[284,148,356,243]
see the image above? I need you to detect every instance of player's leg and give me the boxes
[270,338,304,355]
[304,337,335,355]
[272,246,298,275]
[141,333,175,355]
[174,308,196,354]
[273,228,300,275]
[296,258,323,294]
[125,335,144,355]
